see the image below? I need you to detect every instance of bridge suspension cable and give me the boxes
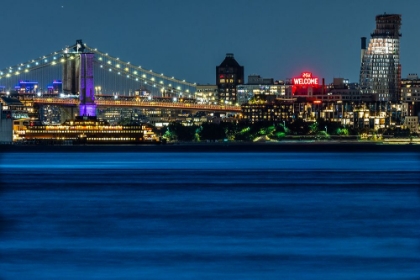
[84,45,196,97]
[0,42,197,98]
[0,49,66,92]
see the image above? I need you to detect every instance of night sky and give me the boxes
[1,0,420,85]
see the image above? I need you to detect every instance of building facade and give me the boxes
[247,75,274,85]
[235,75,288,105]
[216,53,244,105]
[359,14,402,102]
[237,84,288,105]
[195,84,218,104]
[0,102,13,143]
[241,99,294,124]
[328,78,365,102]
[403,116,419,132]
[401,74,420,118]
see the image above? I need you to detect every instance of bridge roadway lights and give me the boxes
[32,97,242,112]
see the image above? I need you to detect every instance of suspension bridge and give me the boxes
[0,40,240,115]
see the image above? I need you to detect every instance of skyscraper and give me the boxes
[359,14,402,102]
[216,53,244,104]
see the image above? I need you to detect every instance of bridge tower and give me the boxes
[63,40,96,116]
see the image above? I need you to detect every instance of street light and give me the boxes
[325,126,327,133]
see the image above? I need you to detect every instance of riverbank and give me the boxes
[1,141,420,153]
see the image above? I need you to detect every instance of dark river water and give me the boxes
[0,151,419,279]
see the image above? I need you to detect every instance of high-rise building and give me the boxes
[401,73,420,117]
[216,53,244,104]
[359,14,402,102]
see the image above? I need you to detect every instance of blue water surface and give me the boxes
[0,152,419,280]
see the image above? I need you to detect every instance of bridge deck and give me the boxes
[31,98,241,112]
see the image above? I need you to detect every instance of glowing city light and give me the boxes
[293,72,319,85]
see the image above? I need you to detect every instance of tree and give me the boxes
[288,118,310,135]
[199,123,226,141]
[336,128,349,136]
[222,122,238,141]
[165,122,198,142]
[273,131,286,139]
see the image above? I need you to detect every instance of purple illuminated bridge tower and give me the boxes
[63,41,96,117]
[78,53,96,116]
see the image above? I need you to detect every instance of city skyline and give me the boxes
[1,0,420,85]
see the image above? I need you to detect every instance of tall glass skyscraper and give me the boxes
[359,14,402,102]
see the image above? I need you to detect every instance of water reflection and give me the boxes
[0,152,419,280]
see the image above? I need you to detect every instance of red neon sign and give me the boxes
[293,72,319,85]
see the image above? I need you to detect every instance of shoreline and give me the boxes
[1,141,420,153]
